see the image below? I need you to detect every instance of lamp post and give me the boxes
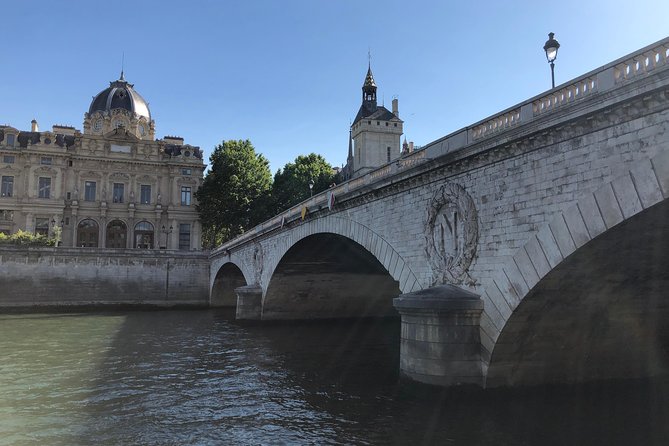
[309,180,314,197]
[543,32,560,89]
[161,225,173,249]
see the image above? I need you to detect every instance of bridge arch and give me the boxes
[210,262,249,307]
[483,150,669,387]
[260,217,420,319]
[263,217,421,294]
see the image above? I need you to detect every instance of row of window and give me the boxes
[73,219,191,250]
[1,176,51,198]
[1,176,193,204]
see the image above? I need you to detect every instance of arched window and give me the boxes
[134,221,154,249]
[77,219,99,247]
[106,220,127,248]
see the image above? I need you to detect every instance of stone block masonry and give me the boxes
[0,246,210,309]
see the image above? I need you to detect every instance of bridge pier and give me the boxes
[393,285,484,387]
[235,285,263,320]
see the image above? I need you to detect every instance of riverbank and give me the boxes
[0,246,210,309]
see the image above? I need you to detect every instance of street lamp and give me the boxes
[309,180,314,197]
[543,32,560,89]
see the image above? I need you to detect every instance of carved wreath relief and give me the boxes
[425,182,479,285]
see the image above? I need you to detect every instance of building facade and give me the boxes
[343,65,403,179]
[0,72,205,250]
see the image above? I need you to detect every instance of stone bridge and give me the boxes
[210,38,669,388]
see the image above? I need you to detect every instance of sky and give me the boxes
[2,0,668,174]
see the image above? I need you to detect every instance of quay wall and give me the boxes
[0,246,210,309]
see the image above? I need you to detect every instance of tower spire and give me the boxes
[120,53,125,81]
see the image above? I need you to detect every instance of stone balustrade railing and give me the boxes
[532,76,597,116]
[471,108,521,140]
[615,45,669,84]
[213,36,669,256]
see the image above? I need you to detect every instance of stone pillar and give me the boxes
[393,284,484,387]
[235,285,263,320]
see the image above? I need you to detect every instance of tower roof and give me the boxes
[88,73,151,120]
[363,66,376,88]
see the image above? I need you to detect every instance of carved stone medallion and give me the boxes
[425,182,479,285]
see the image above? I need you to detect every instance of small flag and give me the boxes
[327,190,336,211]
[301,206,308,220]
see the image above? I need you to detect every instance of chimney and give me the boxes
[392,98,399,117]
[409,141,414,152]
[31,119,38,132]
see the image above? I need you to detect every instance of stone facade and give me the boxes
[0,73,205,250]
[0,246,209,308]
[211,38,669,387]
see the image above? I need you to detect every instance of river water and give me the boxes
[0,309,667,445]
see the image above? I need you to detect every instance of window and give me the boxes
[134,221,154,249]
[6,134,15,146]
[179,223,191,250]
[181,168,191,176]
[394,123,397,127]
[0,209,13,221]
[181,186,191,206]
[77,219,99,247]
[385,122,388,126]
[140,185,151,204]
[38,177,51,199]
[68,160,73,167]
[3,155,14,164]
[35,218,49,236]
[84,181,96,201]
[1,176,13,197]
[387,147,391,162]
[40,157,52,165]
[113,183,124,203]
[377,121,380,125]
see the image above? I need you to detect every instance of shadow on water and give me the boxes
[1,308,668,445]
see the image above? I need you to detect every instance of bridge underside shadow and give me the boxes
[211,263,247,307]
[262,233,401,320]
[487,199,669,388]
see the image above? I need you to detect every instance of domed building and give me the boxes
[0,72,205,249]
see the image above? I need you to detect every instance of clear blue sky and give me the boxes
[2,0,667,173]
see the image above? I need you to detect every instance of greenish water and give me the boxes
[0,310,667,445]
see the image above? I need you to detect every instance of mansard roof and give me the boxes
[353,104,401,125]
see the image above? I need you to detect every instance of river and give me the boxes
[0,309,667,445]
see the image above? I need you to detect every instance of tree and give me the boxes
[195,140,273,247]
[272,153,336,213]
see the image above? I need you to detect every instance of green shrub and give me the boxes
[0,229,57,247]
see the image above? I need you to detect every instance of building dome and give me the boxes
[88,72,151,120]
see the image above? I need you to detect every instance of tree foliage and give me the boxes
[272,153,336,213]
[195,140,273,247]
